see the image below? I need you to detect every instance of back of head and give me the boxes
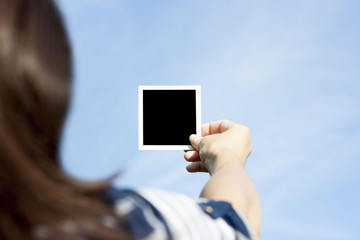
[0,0,71,238]
[0,1,127,239]
[0,0,71,164]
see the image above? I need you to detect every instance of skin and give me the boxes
[184,120,262,237]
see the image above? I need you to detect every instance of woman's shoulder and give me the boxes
[104,187,257,240]
[103,187,170,239]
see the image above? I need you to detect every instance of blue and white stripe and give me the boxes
[136,188,256,240]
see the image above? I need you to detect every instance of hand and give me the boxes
[184,120,252,174]
[185,120,261,237]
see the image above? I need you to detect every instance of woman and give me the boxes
[0,0,261,239]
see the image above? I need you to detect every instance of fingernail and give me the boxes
[190,134,201,142]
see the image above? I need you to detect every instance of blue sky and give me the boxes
[58,0,360,239]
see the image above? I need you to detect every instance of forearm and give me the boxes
[187,120,261,236]
[200,161,262,236]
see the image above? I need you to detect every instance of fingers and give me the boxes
[184,151,207,172]
[201,119,236,137]
[184,150,200,162]
[190,120,237,149]
[186,161,208,173]
[189,134,202,151]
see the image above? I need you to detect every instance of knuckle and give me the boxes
[237,125,250,135]
[244,126,251,135]
[220,119,233,129]
[221,119,230,124]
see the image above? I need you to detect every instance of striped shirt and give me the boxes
[105,187,257,240]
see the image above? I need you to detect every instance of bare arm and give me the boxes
[184,120,262,237]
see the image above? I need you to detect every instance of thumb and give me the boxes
[189,134,202,151]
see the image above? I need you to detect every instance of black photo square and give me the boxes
[138,86,201,150]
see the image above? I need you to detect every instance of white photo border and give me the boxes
[138,85,201,150]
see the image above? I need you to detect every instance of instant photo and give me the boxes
[138,86,201,150]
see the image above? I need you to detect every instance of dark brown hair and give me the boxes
[0,0,128,239]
